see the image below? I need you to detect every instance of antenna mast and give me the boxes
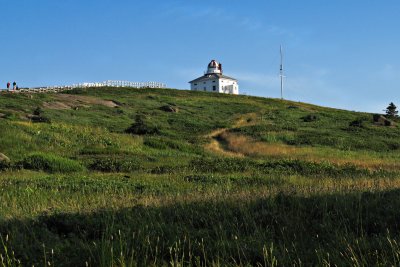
[280,45,284,100]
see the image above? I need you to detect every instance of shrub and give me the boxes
[159,105,178,113]
[31,106,51,123]
[302,114,318,122]
[287,105,299,109]
[33,107,43,116]
[0,160,11,171]
[349,118,364,128]
[21,153,84,173]
[31,116,51,123]
[125,115,159,135]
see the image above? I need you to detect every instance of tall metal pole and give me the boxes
[280,45,284,100]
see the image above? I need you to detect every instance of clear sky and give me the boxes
[1,0,399,113]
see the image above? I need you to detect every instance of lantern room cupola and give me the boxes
[207,60,222,74]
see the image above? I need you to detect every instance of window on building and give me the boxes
[194,83,197,86]
[203,82,206,84]
[213,86,216,91]
[204,87,206,91]
[212,80,216,83]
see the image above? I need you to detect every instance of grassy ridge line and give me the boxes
[1,87,400,170]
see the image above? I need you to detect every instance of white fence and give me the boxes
[1,80,167,94]
[72,80,166,89]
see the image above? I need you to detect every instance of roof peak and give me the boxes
[188,73,237,83]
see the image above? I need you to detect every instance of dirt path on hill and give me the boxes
[43,94,120,110]
[204,113,400,171]
[205,128,244,157]
[204,113,259,157]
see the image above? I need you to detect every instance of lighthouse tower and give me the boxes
[207,60,222,74]
[189,60,239,95]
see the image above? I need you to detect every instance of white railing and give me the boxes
[0,80,167,94]
[72,80,167,89]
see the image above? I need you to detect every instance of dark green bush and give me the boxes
[349,118,364,128]
[0,161,11,171]
[125,115,159,135]
[31,116,51,123]
[31,106,51,123]
[21,153,84,173]
[303,114,318,122]
[159,105,178,113]
[33,107,43,116]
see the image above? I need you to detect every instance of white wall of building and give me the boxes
[218,79,238,94]
[190,78,238,95]
[190,79,219,92]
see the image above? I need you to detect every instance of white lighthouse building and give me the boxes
[189,60,239,95]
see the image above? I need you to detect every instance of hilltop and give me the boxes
[0,87,400,266]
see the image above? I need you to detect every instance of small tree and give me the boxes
[385,102,398,118]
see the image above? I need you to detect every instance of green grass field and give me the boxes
[0,87,400,266]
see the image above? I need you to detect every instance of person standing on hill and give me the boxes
[12,81,16,90]
[6,82,10,90]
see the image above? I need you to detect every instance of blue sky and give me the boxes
[1,0,399,112]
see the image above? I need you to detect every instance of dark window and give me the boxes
[212,80,216,83]
[213,86,216,91]
[203,82,206,84]
[204,87,206,91]
[194,83,197,85]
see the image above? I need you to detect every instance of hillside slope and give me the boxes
[1,87,400,168]
[0,87,400,266]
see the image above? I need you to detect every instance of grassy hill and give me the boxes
[0,87,400,266]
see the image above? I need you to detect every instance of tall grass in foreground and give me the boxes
[0,188,400,266]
